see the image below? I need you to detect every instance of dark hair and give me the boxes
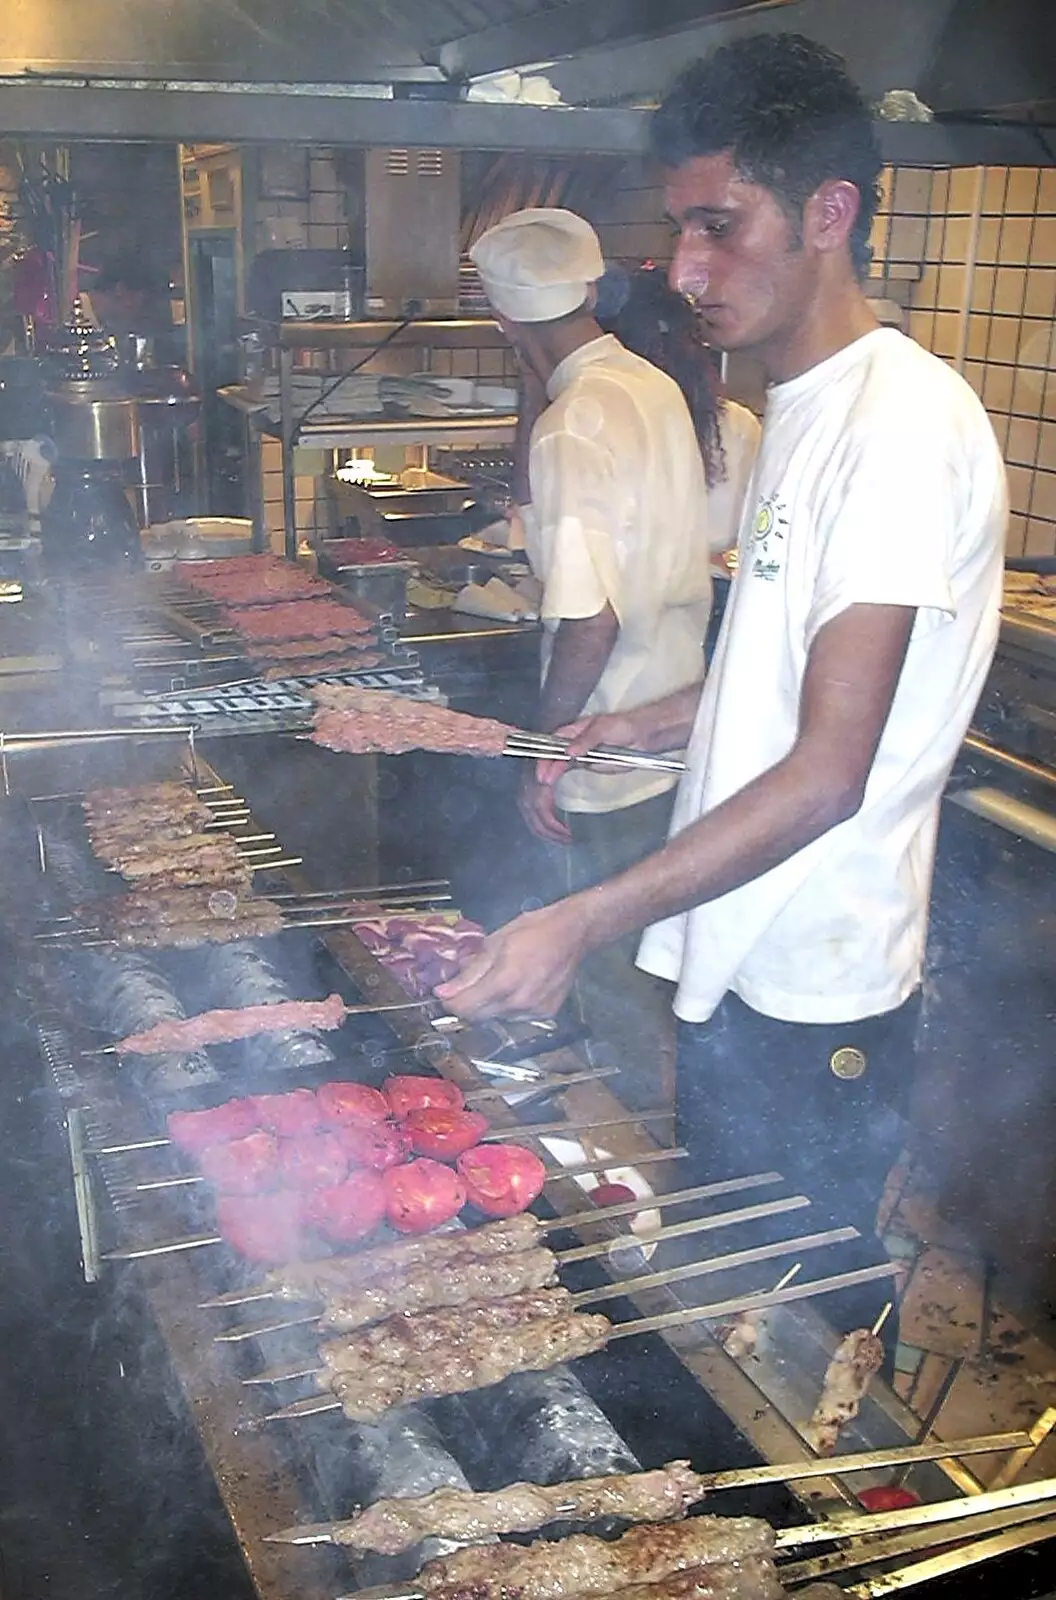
[598,265,727,487]
[650,33,882,277]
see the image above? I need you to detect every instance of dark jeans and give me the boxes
[559,792,678,1118]
[677,991,922,1242]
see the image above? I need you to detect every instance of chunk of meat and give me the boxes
[316,1081,390,1127]
[247,1088,322,1137]
[168,1099,259,1155]
[306,1171,388,1244]
[217,1191,308,1265]
[277,1131,349,1192]
[198,1131,281,1195]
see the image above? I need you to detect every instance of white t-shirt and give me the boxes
[524,334,760,813]
[637,328,1008,1024]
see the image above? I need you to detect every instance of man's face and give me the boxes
[664,152,816,357]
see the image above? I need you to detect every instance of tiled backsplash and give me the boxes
[872,165,1056,557]
[253,150,1053,557]
[587,161,1055,558]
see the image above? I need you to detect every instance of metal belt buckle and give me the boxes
[830,1045,867,1080]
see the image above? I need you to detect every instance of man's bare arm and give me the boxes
[519,605,619,844]
[537,606,619,732]
[441,604,916,1017]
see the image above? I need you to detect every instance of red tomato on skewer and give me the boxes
[457,1143,547,1218]
[277,1131,349,1192]
[382,1158,467,1233]
[316,1081,390,1127]
[217,1191,307,1264]
[247,1088,321,1137]
[306,1171,387,1244]
[589,1182,638,1209]
[382,1074,465,1120]
[198,1131,280,1196]
[857,1487,922,1513]
[331,1119,411,1172]
[168,1098,259,1155]
[404,1107,489,1162]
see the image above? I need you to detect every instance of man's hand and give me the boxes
[533,709,658,788]
[434,900,590,1020]
[518,766,572,844]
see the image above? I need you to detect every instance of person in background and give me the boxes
[470,209,754,1113]
[81,259,180,363]
[442,36,1008,1280]
[595,262,759,564]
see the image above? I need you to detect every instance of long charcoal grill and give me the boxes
[9,733,1055,1600]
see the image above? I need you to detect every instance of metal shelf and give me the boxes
[295,414,515,450]
[271,317,507,350]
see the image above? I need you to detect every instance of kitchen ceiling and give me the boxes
[0,0,1052,150]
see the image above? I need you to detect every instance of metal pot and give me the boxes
[48,385,141,462]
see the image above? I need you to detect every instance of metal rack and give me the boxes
[237,320,517,561]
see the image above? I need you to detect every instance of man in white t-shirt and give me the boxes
[440,35,1007,1253]
[470,209,753,1108]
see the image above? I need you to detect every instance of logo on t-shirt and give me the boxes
[748,492,789,581]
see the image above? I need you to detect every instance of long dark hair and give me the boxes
[598,264,727,487]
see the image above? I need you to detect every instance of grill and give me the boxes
[3,728,1054,1599]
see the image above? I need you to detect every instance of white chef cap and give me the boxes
[470,208,605,324]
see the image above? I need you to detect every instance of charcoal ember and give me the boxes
[460,1364,641,1535]
[82,950,219,1092]
[200,942,336,1074]
[320,1406,484,1589]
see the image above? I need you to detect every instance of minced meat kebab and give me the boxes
[310,682,513,758]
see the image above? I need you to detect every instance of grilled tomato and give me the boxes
[382,1157,467,1233]
[404,1107,489,1162]
[457,1143,547,1218]
[382,1074,465,1120]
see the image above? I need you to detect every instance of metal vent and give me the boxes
[386,149,411,175]
[417,149,445,177]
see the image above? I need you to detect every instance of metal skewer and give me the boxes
[773,1473,1056,1550]
[105,1173,783,1275]
[262,1431,1034,1546]
[224,1195,816,1348]
[256,1261,902,1423]
[238,1219,845,1364]
[80,997,450,1056]
[502,733,686,775]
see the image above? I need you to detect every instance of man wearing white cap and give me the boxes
[470,207,738,1108]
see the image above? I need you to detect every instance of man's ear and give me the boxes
[583,283,599,312]
[804,179,861,255]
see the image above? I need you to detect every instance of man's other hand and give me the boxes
[517,767,572,844]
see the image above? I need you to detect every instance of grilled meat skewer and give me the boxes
[417,1516,776,1600]
[272,1462,704,1554]
[318,1248,561,1333]
[248,1215,544,1305]
[317,1287,572,1376]
[571,1561,782,1600]
[115,994,349,1055]
[805,1328,884,1454]
[326,1310,611,1423]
